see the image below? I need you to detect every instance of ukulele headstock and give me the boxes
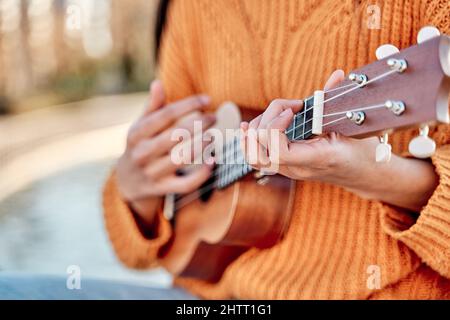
[299,26,450,160]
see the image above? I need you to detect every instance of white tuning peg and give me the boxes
[376,133,392,163]
[408,125,436,158]
[417,26,440,44]
[375,44,399,60]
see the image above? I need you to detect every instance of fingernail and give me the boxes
[240,121,249,130]
[199,95,210,105]
[205,157,215,166]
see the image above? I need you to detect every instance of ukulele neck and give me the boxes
[215,137,252,189]
[215,96,315,189]
[285,96,315,141]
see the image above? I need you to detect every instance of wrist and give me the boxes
[347,154,438,211]
[130,197,162,227]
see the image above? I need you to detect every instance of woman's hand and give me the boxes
[116,80,215,226]
[241,70,439,212]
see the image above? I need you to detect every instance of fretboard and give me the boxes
[215,96,315,189]
[215,137,253,189]
[285,96,315,141]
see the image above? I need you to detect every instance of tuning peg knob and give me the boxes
[375,44,399,60]
[376,133,392,163]
[417,26,440,44]
[408,125,436,158]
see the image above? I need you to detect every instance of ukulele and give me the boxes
[159,27,450,282]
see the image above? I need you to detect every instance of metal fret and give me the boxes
[217,95,316,189]
[303,96,315,140]
[302,99,306,139]
[286,96,314,141]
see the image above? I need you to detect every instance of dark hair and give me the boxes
[154,0,171,61]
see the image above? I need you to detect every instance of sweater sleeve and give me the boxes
[103,172,172,269]
[379,144,450,279]
[102,0,196,269]
[379,0,450,278]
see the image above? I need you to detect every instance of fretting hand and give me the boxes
[240,70,439,212]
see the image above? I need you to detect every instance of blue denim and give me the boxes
[0,273,196,300]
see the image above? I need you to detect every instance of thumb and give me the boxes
[324,69,345,91]
[145,79,165,114]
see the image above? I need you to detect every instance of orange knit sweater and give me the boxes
[103,0,450,299]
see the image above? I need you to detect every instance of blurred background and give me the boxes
[0,0,171,287]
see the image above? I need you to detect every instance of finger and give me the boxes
[239,124,248,163]
[267,108,295,132]
[171,133,215,170]
[147,138,214,180]
[247,116,272,168]
[257,100,301,149]
[132,114,216,166]
[279,136,332,166]
[247,115,263,158]
[259,99,302,130]
[159,163,214,194]
[244,124,271,169]
[324,69,345,91]
[265,109,294,162]
[144,94,210,137]
[260,108,293,150]
[240,121,249,132]
[144,80,165,115]
[239,122,249,154]
[144,155,181,179]
[267,130,291,165]
[266,113,333,166]
[129,94,210,144]
[248,115,262,130]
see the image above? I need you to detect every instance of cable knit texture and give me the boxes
[103,0,450,299]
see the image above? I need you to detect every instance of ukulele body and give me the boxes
[159,104,296,282]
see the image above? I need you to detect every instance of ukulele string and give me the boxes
[174,115,346,210]
[285,101,386,138]
[284,68,397,137]
[177,100,387,209]
[322,69,397,103]
[180,67,396,177]
[174,68,398,209]
[289,102,387,139]
[323,81,357,93]
[172,138,247,210]
[319,103,386,118]
[175,136,257,210]
[174,180,219,210]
